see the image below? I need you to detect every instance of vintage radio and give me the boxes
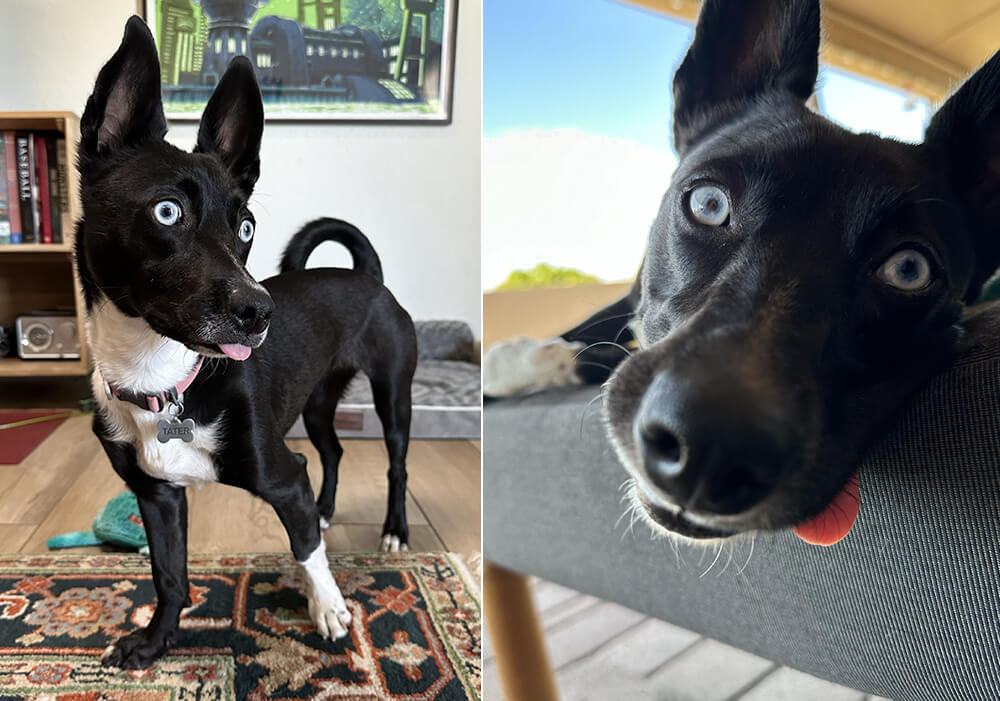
[15,313,80,360]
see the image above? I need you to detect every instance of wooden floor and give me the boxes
[484,579,892,701]
[0,414,481,566]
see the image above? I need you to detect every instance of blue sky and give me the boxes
[483,0,933,289]
[484,0,690,151]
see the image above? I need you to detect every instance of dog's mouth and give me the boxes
[635,472,861,546]
[190,328,269,361]
[139,304,270,362]
[634,490,735,540]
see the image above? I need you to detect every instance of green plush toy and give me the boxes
[47,492,148,555]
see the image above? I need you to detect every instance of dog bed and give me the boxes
[288,320,481,440]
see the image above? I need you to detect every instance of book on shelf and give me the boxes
[14,132,36,244]
[34,135,53,244]
[50,136,67,243]
[3,132,21,244]
[0,129,70,246]
[0,136,8,245]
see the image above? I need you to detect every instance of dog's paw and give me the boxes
[483,337,584,397]
[307,595,352,640]
[299,546,351,640]
[101,628,170,669]
[380,534,409,552]
[380,515,409,552]
[319,516,331,530]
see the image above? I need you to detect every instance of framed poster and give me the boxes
[140,0,457,123]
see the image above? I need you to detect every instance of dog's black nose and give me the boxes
[635,371,789,516]
[230,287,274,336]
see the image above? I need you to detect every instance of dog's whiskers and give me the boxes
[617,479,701,565]
[569,311,636,338]
[614,495,635,531]
[617,479,650,542]
[717,541,736,577]
[736,534,756,576]
[630,505,646,538]
[575,341,633,359]
[613,319,635,346]
[615,479,639,533]
[576,361,619,376]
[579,388,607,438]
[669,530,682,567]
[699,542,725,578]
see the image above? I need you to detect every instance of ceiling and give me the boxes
[624,0,1000,102]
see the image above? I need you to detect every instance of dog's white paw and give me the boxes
[483,337,584,397]
[319,516,331,530]
[380,534,409,552]
[298,545,351,640]
[308,596,352,640]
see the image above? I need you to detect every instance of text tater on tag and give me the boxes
[157,418,196,443]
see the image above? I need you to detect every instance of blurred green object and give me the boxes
[495,263,601,291]
[978,274,1000,303]
[46,492,148,554]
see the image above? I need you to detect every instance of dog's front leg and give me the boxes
[96,433,189,669]
[262,449,352,640]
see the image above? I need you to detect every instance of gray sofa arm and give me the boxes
[484,310,1000,701]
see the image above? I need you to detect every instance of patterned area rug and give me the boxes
[0,552,481,700]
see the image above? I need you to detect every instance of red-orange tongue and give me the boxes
[792,472,860,546]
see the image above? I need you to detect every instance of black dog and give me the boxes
[485,0,1000,546]
[76,17,417,668]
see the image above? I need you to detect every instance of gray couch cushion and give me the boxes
[484,307,1000,701]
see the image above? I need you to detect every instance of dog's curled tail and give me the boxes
[280,218,384,283]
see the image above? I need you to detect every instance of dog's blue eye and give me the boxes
[878,249,932,291]
[688,184,730,226]
[238,219,254,243]
[152,200,181,226]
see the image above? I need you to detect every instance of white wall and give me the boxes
[0,0,482,336]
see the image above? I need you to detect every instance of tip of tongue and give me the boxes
[792,472,860,546]
[219,343,252,361]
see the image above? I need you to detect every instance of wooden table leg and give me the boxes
[484,561,560,701]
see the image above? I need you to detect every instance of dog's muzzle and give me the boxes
[229,285,274,338]
[633,368,794,517]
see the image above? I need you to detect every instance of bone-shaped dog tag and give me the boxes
[157,418,195,443]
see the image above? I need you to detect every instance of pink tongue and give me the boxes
[219,343,252,361]
[792,472,860,546]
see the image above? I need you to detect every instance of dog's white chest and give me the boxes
[87,299,222,487]
[93,383,223,487]
[131,409,221,487]
[93,380,222,487]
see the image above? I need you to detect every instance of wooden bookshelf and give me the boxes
[0,243,74,254]
[0,111,88,378]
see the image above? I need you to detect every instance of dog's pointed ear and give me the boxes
[924,50,1000,292]
[195,56,264,196]
[80,16,167,157]
[672,0,820,153]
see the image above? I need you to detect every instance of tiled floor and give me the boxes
[484,579,893,701]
